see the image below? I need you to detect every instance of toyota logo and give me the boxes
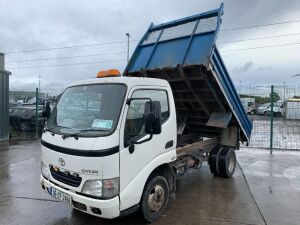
[58,158,65,166]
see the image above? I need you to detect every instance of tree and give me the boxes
[269,91,280,102]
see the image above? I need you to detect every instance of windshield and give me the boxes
[47,84,127,137]
[260,103,270,108]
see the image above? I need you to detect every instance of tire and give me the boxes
[209,146,223,176]
[141,176,169,223]
[263,111,268,116]
[217,148,236,178]
[275,112,281,117]
[20,121,31,132]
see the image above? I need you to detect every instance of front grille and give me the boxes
[50,166,82,187]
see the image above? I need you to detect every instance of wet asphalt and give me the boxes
[237,149,300,225]
[0,140,299,225]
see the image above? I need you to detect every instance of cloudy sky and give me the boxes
[1,0,300,91]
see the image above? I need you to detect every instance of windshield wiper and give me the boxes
[43,125,70,135]
[62,132,80,140]
[61,128,107,140]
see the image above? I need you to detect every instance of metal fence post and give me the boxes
[0,53,11,142]
[35,88,39,138]
[270,85,274,154]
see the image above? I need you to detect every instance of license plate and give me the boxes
[50,187,72,205]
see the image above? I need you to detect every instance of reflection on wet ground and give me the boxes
[237,149,300,225]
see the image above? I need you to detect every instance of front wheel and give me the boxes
[141,176,169,223]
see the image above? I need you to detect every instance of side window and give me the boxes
[124,89,169,145]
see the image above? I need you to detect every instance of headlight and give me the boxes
[82,178,119,199]
[41,161,50,179]
[82,180,102,197]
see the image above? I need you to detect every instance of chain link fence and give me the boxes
[8,84,300,150]
[9,88,62,140]
[238,85,300,150]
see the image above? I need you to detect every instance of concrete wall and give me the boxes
[0,53,11,142]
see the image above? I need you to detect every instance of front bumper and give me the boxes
[40,175,120,219]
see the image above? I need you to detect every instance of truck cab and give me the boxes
[41,75,177,221]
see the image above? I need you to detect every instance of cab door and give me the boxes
[118,86,176,210]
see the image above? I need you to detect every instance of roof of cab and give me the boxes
[68,76,170,89]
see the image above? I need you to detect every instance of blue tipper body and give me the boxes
[124,3,252,143]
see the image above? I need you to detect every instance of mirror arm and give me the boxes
[132,133,153,145]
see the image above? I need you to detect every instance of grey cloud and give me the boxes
[1,0,300,89]
[232,61,253,73]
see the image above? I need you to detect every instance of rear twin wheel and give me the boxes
[209,146,236,178]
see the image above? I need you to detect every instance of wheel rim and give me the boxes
[227,151,235,174]
[147,184,165,213]
[21,123,28,131]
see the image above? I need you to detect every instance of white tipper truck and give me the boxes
[40,4,252,222]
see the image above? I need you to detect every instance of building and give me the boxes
[286,98,300,120]
[0,53,11,142]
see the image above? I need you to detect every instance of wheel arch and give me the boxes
[145,163,176,195]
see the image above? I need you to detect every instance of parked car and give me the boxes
[240,98,257,115]
[9,106,44,132]
[9,99,20,108]
[22,97,46,106]
[247,104,257,115]
[257,101,284,117]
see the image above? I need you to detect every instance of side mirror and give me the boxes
[42,102,51,119]
[144,101,161,135]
